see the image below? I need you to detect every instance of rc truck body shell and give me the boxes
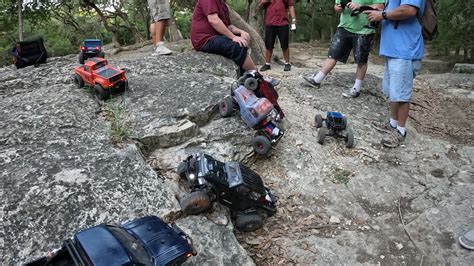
[79,39,104,64]
[74,57,127,99]
[234,85,274,128]
[26,216,195,266]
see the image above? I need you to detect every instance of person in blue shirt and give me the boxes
[365,0,425,147]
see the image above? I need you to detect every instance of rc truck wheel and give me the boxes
[236,213,263,232]
[98,51,105,58]
[219,96,234,117]
[244,77,258,91]
[74,74,84,89]
[177,161,186,180]
[180,191,211,215]
[252,135,271,155]
[345,129,354,148]
[314,114,323,128]
[342,116,348,130]
[237,76,246,85]
[317,127,327,145]
[122,79,129,91]
[79,52,84,64]
[94,84,110,101]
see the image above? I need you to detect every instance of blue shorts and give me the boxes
[382,58,421,102]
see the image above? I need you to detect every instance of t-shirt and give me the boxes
[264,0,294,26]
[335,0,385,35]
[191,0,231,51]
[380,0,425,60]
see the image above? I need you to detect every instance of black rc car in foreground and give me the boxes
[177,153,277,232]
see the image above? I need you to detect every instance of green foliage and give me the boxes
[332,167,351,184]
[174,8,192,39]
[106,104,132,144]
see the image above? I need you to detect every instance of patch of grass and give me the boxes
[105,104,132,144]
[332,167,352,184]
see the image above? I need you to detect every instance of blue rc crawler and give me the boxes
[26,216,196,266]
[315,112,355,148]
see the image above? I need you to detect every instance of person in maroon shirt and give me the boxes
[259,0,296,72]
[191,0,256,73]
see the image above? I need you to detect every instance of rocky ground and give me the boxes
[1,41,473,265]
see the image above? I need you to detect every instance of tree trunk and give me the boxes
[17,0,23,41]
[228,5,265,65]
[168,16,183,41]
[247,0,264,37]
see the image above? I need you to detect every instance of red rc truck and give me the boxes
[74,57,128,100]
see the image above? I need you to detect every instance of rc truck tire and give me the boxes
[79,52,84,64]
[345,129,354,148]
[315,114,323,128]
[244,77,258,91]
[342,116,348,130]
[317,127,327,145]
[177,161,187,180]
[219,96,234,117]
[180,191,211,215]
[252,135,271,155]
[236,213,263,232]
[94,84,110,101]
[74,74,84,89]
[98,51,105,58]
[122,79,129,91]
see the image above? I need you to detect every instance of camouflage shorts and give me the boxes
[148,0,171,22]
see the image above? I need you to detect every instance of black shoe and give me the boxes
[260,64,271,72]
[284,63,291,71]
[302,75,320,88]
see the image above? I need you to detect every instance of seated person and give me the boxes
[190,0,255,73]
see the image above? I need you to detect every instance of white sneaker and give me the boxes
[152,42,172,56]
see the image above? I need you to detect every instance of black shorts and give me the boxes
[201,35,248,67]
[264,25,289,50]
[327,27,374,64]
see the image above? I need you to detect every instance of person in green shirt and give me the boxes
[303,0,384,98]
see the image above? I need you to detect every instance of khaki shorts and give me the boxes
[148,0,170,22]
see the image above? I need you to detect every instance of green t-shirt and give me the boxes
[335,0,385,35]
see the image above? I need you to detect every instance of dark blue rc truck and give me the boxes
[26,216,196,266]
[79,39,105,64]
[315,112,355,148]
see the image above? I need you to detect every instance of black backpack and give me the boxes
[12,37,48,69]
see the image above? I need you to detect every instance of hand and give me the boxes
[347,2,361,11]
[290,23,296,31]
[334,4,343,12]
[364,10,383,22]
[232,36,248,47]
[241,31,251,42]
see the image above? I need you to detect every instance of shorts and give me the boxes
[201,36,248,67]
[148,0,171,22]
[264,25,289,50]
[382,58,421,102]
[328,27,374,64]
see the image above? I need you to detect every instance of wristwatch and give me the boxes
[382,11,388,20]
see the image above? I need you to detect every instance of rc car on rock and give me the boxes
[79,39,105,64]
[177,153,277,232]
[315,111,354,148]
[219,70,285,155]
[74,57,128,100]
[26,216,196,266]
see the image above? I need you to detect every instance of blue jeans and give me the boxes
[382,58,421,102]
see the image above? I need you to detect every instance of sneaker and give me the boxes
[152,42,172,56]
[381,130,406,148]
[459,229,474,250]
[342,88,360,98]
[260,64,271,72]
[372,120,397,133]
[302,75,320,88]
[284,63,291,71]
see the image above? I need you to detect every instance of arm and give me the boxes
[289,5,296,21]
[365,4,418,22]
[229,25,250,42]
[347,2,384,11]
[207,13,249,47]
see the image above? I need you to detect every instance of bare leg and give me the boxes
[150,23,156,44]
[242,54,257,71]
[282,48,289,63]
[320,58,338,75]
[154,20,168,44]
[396,102,410,127]
[264,49,273,64]
[355,63,368,80]
[389,102,399,121]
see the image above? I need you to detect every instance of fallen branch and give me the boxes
[398,198,424,264]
